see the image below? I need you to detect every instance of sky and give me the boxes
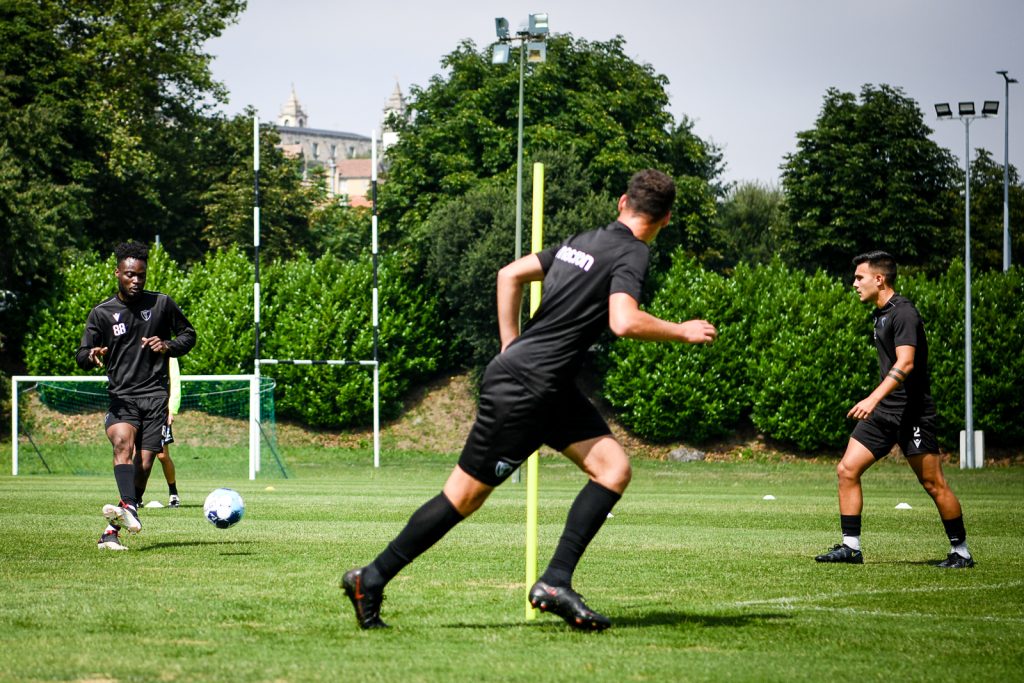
[204,0,1023,188]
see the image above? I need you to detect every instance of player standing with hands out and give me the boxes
[77,241,196,550]
[815,251,973,568]
[343,169,717,630]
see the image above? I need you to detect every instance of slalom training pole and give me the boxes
[525,162,544,619]
[251,115,261,480]
[371,132,381,468]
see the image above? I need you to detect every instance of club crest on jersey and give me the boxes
[494,460,515,479]
[555,245,595,272]
[141,310,152,321]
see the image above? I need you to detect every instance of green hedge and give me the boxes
[605,257,1022,451]
[23,247,443,429]
[603,258,751,442]
[19,244,1023,449]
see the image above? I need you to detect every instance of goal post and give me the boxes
[10,374,279,480]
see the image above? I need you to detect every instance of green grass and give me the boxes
[1,447,1022,682]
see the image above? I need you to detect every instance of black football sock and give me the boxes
[135,482,147,504]
[540,480,621,588]
[840,514,861,538]
[168,482,178,496]
[365,492,465,589]
[840,514,861,550]
[942,515,967,546]
[113,464,137,508]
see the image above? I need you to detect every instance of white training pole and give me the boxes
[372,131,381,468]
[11,378,19,475]
[249,375,259,480]
[253,114,262,476]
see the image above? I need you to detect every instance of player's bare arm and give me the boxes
[608,292,717,344]
[847,344,915,420]
[496,254,545,352]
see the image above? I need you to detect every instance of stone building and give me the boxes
[272,85,405,206]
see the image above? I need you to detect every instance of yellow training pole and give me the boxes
[525,162,544,619]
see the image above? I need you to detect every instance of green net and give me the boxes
[16,377,282,478]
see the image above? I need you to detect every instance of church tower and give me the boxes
[381,81,407,151]
[278,85,307,128]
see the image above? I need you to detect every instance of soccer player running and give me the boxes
[76,241,196,550]
[342,169,718,630]
[815,251,973,568]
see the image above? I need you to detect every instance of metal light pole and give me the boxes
[493,13,549,261]
[997,71,1018,272]
[935,100,999,469]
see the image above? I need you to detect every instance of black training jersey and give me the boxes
[76,290,196,399]
[872,294,933,413]
[497,221,650,394]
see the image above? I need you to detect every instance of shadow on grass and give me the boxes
[614,611,791,629]
[444,611,791,630]
[137,540,253,555]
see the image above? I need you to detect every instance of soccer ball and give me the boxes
[203,488,245,529]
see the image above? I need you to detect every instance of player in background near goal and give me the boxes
[815,251,973,569]
[342,169,718,630]
[138,356,182,509]
[76,241,196,550]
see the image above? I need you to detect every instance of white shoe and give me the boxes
[102,503,142,534]
[168,494,180,508]
[97,530,127,550]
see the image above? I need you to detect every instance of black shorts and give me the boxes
[851,408,939,459]
[458,360,612,486]
[105,395,169,454]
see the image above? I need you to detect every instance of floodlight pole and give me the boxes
[493,14,549,262]
[962,115,976,470]
[935,101,998,469]
[998,71,1018,272]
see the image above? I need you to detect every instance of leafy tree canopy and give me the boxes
[781,84,960,276]
[0,0,245,363]
[959,148,1024,272]
[379,34,725,262]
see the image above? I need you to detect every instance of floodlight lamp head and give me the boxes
[529,13,549,36]
[492,43,510,65]
[958,101,975,116]
[982,100,999,115]
[527,41,546,63]
[495,17,509,39]
[934,103,952,118]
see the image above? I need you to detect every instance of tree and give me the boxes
[713,181,787,269]
[958,149,1024,272]
[781,84,961,276]
[0,0,245,368]
[200,114,331,262]
[379,34,724,256]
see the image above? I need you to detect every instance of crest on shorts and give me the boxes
[141,309,152,321]
[494,460,515,479]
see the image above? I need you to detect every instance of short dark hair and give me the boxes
[852,250,897,285]
[115,241,149,265]
[626,169,676,221]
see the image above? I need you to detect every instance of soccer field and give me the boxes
[1,450,1022,682]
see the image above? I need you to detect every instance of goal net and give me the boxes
[10,375,285,479]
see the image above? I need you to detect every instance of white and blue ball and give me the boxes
[203,488,245,529]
